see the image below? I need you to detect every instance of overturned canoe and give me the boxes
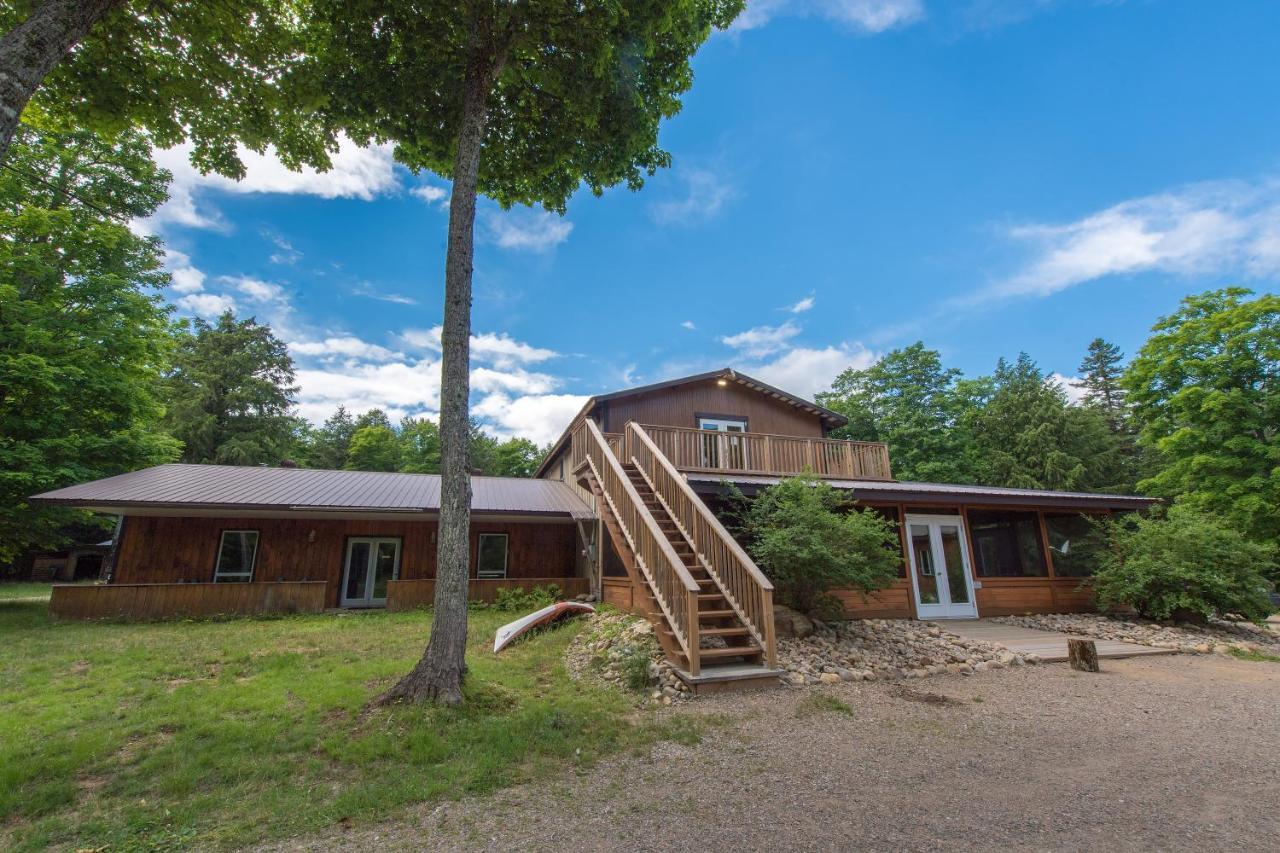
[493,601,595,653]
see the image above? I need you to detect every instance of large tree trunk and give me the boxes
[379,56,493,707]
[0,0,121,161]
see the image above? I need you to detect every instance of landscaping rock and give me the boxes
[564,611,692,704]
[773,605,815,640]
[777,618,1031,685]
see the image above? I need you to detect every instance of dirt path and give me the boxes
[269,655,1280,852]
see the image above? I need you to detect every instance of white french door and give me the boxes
[340,538,401,607]
[905,514,978,619]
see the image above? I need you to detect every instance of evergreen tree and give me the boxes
[0,125,179,561]
[1077,338,1127,430]
[967,354,1122,492]
[305,406,356,470]
[164,311,298,466]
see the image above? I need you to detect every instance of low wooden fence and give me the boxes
[49,581,327,621]
[386,577,591,612]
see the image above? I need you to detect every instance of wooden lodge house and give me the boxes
[34,368,1153,690]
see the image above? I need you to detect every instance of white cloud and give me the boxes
[222,275,285,303]
[472,367,560,396]
[411,183,449,206]
[353,282,418,305]
[733,0,925,33]
[402,326,558,368]
[787,295,816,313]
[481,207,573,252]
[745,344,876,399]
[289,336,403,363]
[472,393,590,445]
[1050,373,1088,406]
[164,249,206,294]
[720,319,803,358]
[988,177,1280,301]
[145,136,400,233]
[176,292,236,318]
[649,168,735,225]
[681,320,697,330]
[266,232,301,265]
[296,358,443,425]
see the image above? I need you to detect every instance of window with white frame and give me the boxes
[214,530,259,583]
[476,533,509,579]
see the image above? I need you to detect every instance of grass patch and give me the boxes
[1226,646,1280,663]
[0,582,55,601]
[0,598,695,850]
[795,693,855,718]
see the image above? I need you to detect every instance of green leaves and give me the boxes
[163,313,300,467]
[0,127,179,560]
[1093,506,1277,623]
[738,477,900,617]
[1122,288,1280,542]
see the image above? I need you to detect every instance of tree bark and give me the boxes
[1067,638,1100,672]
[0,0,121,161]
[378,53,494,707]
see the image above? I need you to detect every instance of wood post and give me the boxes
[1068,638,1100,672]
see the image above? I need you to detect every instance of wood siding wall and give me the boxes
[50,581,326,621]
[599,378,826,437]
[114,516,579,608]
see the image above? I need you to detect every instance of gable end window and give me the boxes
[214,530,259,583]
[476,533,509,579]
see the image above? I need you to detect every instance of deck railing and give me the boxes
[578,419,702,673]
[626,424,778,667]
[638,424,892,481]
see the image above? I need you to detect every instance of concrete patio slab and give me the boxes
[940,618,1177,662]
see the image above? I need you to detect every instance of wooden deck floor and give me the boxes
[941,619,1177,663]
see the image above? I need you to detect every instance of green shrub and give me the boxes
[736,476,901,617]
[1094,506,1277,624]
[480,584,562,612]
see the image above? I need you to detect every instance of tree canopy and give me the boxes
[0,126,178,560]
[0,0,334,174]
[1122,288,1279,542]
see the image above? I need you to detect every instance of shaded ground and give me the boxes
[273,653,1280,852]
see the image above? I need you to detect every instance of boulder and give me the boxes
[774,605,815,640]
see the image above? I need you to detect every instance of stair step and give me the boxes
[699,626,750,637]
[698,646,762,660]
[698,608,735,618]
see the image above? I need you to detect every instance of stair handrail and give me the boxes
[626,423,778,668]
[579,419,702,673]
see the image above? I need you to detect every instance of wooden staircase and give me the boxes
[574,418,781,692]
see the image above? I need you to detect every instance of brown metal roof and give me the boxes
[686,473,1158,510]
[31,464,595,518]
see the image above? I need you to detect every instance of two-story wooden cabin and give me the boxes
[533,368,1153,687]
[34,367,1152,690]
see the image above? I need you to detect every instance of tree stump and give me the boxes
[1068,638,1100,672]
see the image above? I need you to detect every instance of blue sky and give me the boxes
[142,0,1280,445]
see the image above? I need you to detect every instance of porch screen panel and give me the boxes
[1044,512,1105,577]
[966,509,1047,577]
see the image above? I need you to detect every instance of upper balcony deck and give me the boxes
[600,424,892,482]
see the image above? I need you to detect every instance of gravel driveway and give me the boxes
[275,655,1280,852]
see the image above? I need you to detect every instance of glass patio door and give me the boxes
[905,515,977,619]
[341,538,401,607]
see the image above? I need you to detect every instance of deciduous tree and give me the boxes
[1122,288,1279,542]
[309,0,742,704]
[345,424,402,472]
[0,0,332,173]
[0,126,178,560]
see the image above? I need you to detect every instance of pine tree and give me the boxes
[1078,338,1127,431]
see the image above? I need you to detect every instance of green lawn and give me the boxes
[0,598,692,851]
[0,582,55,601]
